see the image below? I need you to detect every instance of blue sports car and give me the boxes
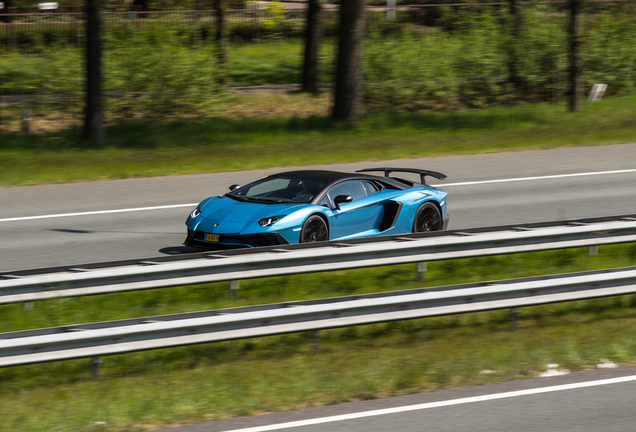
[184,167,449,248]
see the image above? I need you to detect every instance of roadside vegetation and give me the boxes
[2,244,636,431]
[1,93,636,186]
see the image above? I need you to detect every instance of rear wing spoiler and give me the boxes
[356,168,447,185]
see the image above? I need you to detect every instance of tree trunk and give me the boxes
[83,0,105,142]
[215,0,228,86]
[568,0,583,112]
[332,0,365,122]
[302,0,322,94]
[507,0,522,93]
[1,0,11,24]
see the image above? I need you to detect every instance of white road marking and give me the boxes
[435,168,636,188]
[0,204,197,223]
[221,374,636,432]
[2,168,636,223]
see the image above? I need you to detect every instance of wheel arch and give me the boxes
[308,211,330,232]
[301,212,331,242]
[412,199,443,232]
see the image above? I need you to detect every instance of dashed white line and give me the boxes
[220,374,636,432]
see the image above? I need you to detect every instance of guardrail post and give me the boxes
[417,262,427,281]
[509,308,519,331]
[23,302,34,311]
[312,330,321,353]
[229,280,240,298]
[589,245,599,256]
[91,357,102,380]
[387,0,396,20]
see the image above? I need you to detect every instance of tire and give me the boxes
[413,202,442,233]
[300,215,329,243]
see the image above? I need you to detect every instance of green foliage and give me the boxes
[584,10,636,96]
[103,26,227,118]
[364,7,566,110]
[364,4,636,110]
[3,3,636,116]
[261,1,286,36]
[0,46,83,94]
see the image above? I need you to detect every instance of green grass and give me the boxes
[0,40,325,94]
[2,245,636,431]
[227,40,336,86]
[2,94,636,186]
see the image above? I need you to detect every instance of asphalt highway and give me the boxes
[1,142,636,272]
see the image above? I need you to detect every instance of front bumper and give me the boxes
[184,228,289,249]
[442,213,450,230]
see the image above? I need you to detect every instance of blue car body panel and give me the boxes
[185,169,449,249]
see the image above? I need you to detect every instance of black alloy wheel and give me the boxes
[300,215,329,242]
[413,202,442,232]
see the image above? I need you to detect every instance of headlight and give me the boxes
[258,215,286,227]
[188,206,201,219]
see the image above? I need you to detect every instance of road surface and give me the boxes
[1,142,636,272]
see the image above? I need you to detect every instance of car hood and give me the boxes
[199,196,302,224]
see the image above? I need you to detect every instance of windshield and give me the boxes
[227,175,329,204]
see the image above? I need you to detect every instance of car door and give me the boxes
[322,180,384,239]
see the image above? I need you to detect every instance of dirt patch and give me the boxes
[0,90,333,134]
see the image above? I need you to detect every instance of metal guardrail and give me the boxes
[2,214,636,305]
[2,266,636,367]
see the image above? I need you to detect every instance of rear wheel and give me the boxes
[300,215,329,243]
[413,202,442,233]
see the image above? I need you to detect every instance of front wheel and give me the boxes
[300,215,329,243]
[413,202,442,233]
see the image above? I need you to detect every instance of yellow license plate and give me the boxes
[205,234,220,242]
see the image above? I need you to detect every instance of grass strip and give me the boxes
[2,94,636,187]
[1,245,636,431]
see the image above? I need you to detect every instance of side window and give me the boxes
[362,181,379,196]
[318,195,331,207]
[327,181,368,204]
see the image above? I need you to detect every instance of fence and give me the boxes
[3,1,636,52]
[0,3,335,52]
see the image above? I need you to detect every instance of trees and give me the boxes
[332,0,365,122]
[215,0,229,86]
[83,0,104,141]
[507,0,522,94]
[302,0,322,94]
[1,0,12,23]
[568,0,583,112]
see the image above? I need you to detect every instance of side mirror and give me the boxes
[333,195,353,210]
[229,184,240,191]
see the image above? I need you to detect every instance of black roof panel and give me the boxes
[276,170,373,183]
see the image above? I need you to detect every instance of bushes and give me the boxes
[103,27,227,118]
[364,4,636,111]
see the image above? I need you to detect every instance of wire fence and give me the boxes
[1,2,323,51]
[2,1,636,53]
[1,1,636,53]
